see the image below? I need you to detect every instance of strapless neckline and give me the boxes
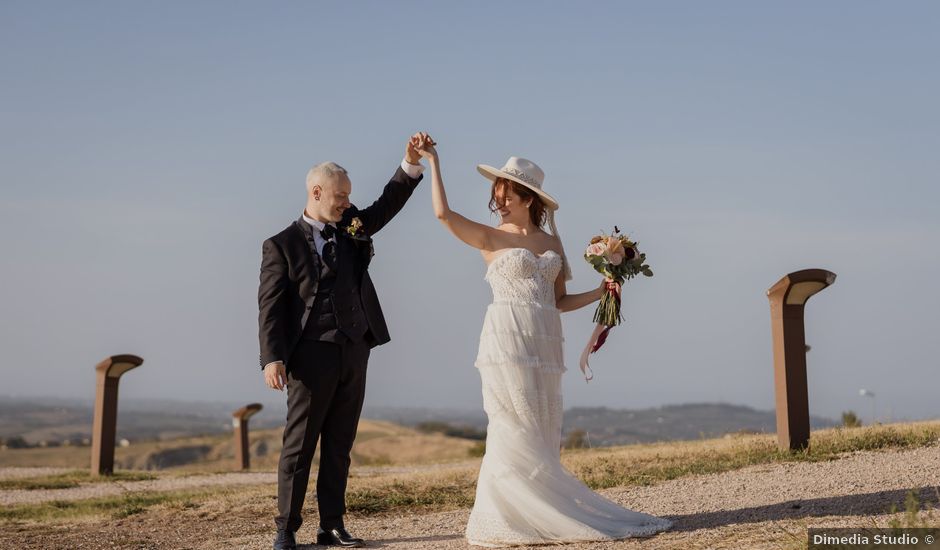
[485,247,560,274]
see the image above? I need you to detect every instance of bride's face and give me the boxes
[492,180,532,224]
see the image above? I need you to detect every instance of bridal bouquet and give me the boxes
[579,227,653,381]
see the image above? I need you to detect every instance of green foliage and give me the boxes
[584,228,653,327]
[467,441,486,457]
[415,421,486,441]
[593,290,623,325]
[888,488,937,529]
[841,410,862,428]
[2,436,31,449]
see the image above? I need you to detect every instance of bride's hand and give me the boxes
[599,278,620,295]
[413,132,438,161]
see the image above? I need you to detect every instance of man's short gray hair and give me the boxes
[306,161,348,192]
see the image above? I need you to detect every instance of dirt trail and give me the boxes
[221,445,940,550]
[3,445,939,549]
[0,462,473,506]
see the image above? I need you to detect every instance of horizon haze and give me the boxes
[1,2,938,423]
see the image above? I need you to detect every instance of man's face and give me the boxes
[315,174,352,222]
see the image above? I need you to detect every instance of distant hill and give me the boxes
[364,403,839,446]
[562,403,838,446]
[0,396,286,445]
[1,397,836,448]
[0,419,478,470]
[362,406,488,430]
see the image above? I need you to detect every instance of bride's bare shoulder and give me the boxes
[481,229,514,261]
[541,232,563,255]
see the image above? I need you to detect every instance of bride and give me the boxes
[413,134,672,547]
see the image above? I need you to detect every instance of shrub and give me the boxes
[842,411,862,428]
[467,442,486,457]
[3,436,31,449]
[563,429,589,450]
[416,421,486,441]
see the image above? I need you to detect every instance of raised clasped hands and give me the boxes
[410,131,438,162]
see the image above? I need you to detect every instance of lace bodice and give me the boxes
[484,248,562,306]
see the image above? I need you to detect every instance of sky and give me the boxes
[1,1,938,423]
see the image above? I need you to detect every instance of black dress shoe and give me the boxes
[316,526,364,547]
[273,528,297,550]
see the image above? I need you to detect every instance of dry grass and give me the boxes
[0,419,478,473]
[346,472,477,514]
[0,470,156,491]
[563,420,940,490]
[0,486,237,523]
[2,420,937,526]
[0,446,94,469]
[344,420,940,517]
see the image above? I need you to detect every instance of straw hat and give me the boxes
[476,157,558,210]
[477,156,571,281]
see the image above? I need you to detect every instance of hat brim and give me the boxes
[476,164,559,210]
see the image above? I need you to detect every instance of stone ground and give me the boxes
[1,445,938,549]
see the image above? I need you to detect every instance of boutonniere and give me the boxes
[344,217,368,240]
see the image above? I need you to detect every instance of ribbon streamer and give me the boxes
[578,282,622,382]
[578,324,604,382]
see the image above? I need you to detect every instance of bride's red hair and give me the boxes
[488,178,548,228]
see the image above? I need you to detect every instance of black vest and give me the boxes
[301,235,369,344]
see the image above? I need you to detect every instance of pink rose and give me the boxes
[608,251,625,265]
[586,242,606,257]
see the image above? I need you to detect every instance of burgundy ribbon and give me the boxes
[578,282,621,382]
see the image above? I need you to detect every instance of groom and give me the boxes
[259,134,427,549]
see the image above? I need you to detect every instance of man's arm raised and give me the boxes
[353,133,426,236]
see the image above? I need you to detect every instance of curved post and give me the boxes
[767,269,835,451]
[91,354,143,475]
[232,403,263,470]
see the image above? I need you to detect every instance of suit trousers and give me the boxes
[275,338,370,532]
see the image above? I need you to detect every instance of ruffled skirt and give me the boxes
[466,300,672,547]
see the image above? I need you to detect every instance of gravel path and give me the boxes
[3,445,939,549]
[0,471,277,506]
[0,462,474,506]
[220,445,940,550]
[0,467,72,480]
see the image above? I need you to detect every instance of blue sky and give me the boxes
[1,2,938,422]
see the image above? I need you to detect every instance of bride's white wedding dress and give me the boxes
[465,247,672,547]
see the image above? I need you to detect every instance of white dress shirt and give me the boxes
[301,160,423,255]
[301,214,334,257]
[264,159,424,372]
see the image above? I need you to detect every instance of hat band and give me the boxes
[501,167,540,188]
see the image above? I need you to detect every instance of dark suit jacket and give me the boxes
[258,166,421,369]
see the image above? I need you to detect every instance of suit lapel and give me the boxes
[293,220,320,330]
[293,219,321,278]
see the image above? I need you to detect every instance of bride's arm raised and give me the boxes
[418,138,494,251]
